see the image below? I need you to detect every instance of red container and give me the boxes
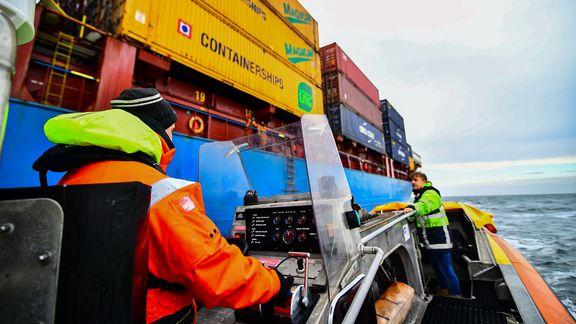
[320,43,379,105]
[206,118,245,141]
[156,78,214,108]
[214,95,249,119]
[323,72,381,129]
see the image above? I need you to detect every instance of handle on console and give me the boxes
[288,251,310,307]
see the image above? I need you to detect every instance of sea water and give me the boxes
[447,193,576,317]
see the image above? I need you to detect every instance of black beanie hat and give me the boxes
[111,88,177,129]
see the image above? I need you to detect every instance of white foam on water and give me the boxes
[561,297,576,318]
[543,270,576,286]
[551,211,576,219]
[505,237,547,253]
[566,307,576,319]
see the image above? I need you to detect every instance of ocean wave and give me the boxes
[505,237,547,252]
[551,211,576,219]
[543,270,576,286]
[498,212,542,218]
[561,297,576,318]
[538,259,575,267]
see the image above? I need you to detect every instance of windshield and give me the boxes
[301,114,361,299]
[199,114,361,300]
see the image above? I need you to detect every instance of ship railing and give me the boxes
[338,151,387,176]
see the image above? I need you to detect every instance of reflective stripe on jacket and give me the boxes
[415,205,452,249]
[408,182,452,250]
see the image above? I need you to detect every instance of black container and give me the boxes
[380,99,405,131]
[326,103,386,154]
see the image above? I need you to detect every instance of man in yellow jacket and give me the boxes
[34,88,292,323]
[403,172,461,297]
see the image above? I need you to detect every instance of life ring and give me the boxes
[188,116,204,135]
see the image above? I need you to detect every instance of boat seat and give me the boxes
[447,211,479,262]
[374,281,415,324]
[0,182,151,323]
[450,229,475,265]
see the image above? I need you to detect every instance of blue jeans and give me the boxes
[427,249,461,295]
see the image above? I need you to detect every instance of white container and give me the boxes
[0,0,35,45]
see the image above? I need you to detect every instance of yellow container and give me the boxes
[119,0,323,116]
[119,0,153,43]
[198,0,321,86]
[265,0,319,50]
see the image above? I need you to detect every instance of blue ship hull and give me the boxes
[0,99,412,234]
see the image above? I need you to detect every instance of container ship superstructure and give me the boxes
[1,0,420,232]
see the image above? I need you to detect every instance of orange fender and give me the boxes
[488,231,575,324]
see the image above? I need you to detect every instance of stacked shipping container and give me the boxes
[321,43,379,105]
[322,73,382,127]
[325,104,385,154]
[266,0,320,50]
[381,99,410,166]
[321,43,384,154]
[63,0,324,118]
[35,0,331,153]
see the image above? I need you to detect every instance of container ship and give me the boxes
[1,0,420,230]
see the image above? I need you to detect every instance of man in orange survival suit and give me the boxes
[33,88,293,323]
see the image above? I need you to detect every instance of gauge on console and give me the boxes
[298,231,307,243]
[282,228,295,244]
[298,215,307,225]
[272,231,281,242]
[285,215,294,225]
[272,215,282,225]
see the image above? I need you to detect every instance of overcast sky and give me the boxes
[300,0,576,196]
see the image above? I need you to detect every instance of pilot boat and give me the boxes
[194,115,575,323]
[1,115,573,323]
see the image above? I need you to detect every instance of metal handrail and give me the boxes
[361,211,413,245]
[342,246,384,324]
[342,210,414,323]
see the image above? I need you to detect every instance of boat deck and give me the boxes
[422,281,518,324]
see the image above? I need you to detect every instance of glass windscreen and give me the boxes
[198,115,361,300]
[301,114,361,299]
[199,122,309,234]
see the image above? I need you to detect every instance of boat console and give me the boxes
[238,201,319,253]
[230,195,324,323]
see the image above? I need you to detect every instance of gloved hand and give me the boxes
[261,270,294,315]
[274,269,294,303]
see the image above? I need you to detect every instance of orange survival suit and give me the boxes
[33,109,282,323]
